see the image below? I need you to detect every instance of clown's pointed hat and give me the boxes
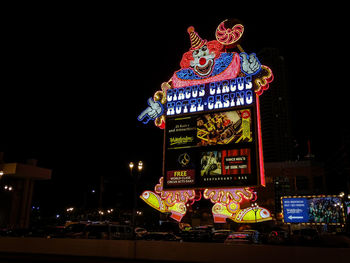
[187,26,207,50]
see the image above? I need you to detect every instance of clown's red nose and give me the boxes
[199,57,206,65]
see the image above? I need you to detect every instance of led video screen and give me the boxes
[164,108,259,189]
[166,109,253,150]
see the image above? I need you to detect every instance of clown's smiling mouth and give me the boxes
[194,60,213,76]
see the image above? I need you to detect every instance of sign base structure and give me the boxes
[140,177,272,223]
[138,20,274,223]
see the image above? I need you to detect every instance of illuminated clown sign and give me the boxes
[138,23,272,129]
[138,19,273,223]
[160,23,272,190]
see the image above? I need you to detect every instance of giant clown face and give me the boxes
[190,45,216,76]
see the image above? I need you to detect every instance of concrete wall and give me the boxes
[0,237,349,263]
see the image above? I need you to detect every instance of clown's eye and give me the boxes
[193,50,199,56]
[201,46,207,52]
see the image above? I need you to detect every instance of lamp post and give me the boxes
[129,162,134,173]
[129,161,143,238]
[251,202,259,224]
[138,161,143,173]
[66,207,75,221]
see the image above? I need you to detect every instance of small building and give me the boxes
[0,158,51,229]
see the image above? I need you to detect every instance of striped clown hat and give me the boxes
[187,26,207,50]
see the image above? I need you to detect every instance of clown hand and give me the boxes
[240,53,261,75]
[138,97,164,124]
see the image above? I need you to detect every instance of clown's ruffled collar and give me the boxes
[172,52,241,88]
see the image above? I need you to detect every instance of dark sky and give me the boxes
[2,4,347,211]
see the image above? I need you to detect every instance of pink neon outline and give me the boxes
[255,94,265,186]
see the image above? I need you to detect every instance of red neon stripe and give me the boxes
[256,94,265,186]
[221,150,227,175]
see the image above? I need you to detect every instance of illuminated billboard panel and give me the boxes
[197,109,253,146]
[165,149,197,187]
[164,107,260,189]
[166,109,253,149]
[282,196,345,225]
[198,147,257,188]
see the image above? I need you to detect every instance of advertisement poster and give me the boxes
[345,201,350,216]
[222,148,251,175]
[165,149,196,187]
[198,147,255,188]
[282,197,344,225]
[200,148,251,176]
[197,109,252,146]
[282,198,309,223]
[166,109,252,149]
[308,197,343,224]
[200,151,222,177]
[166,117,197,149]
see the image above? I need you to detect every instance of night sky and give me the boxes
[2,4,348,214]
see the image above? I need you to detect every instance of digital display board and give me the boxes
[345,201,350,216]
[282,196,345,225]
[164,105,260,189]
[166,109,253,149]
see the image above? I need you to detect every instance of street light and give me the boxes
[129,162,134,171]
[66,207,74,212]
[251,202,259,223]
[138,161,143,172]
[129,160,143,238]
[4,185,13,191]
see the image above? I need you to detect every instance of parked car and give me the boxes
[3,228,30,237]
[211,230,232,243]
[110,225,133,240]
[63,223,87,238]
[291,228,320,245]
[180,229,212,242]
[267,227,289,245]
[135,227,148,238]
[84,224,109,239]
[225,230,260,244]
[142,232,182,241]
[43,226,66,238]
